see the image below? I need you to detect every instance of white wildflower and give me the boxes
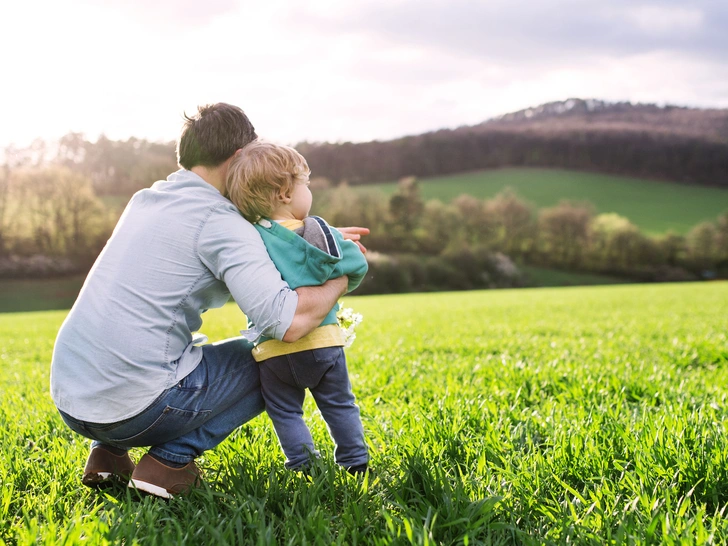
[337,301,363,348]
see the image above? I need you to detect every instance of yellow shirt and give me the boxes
[251,323,344,362]
[277,219,304,230]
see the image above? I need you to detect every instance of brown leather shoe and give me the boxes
[82,446,136,487]
[128,454,201,499]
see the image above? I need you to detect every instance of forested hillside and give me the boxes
[1,99,726,286]
[298,99,728,187]
[4,98,725,196]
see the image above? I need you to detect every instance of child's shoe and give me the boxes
[346,463,369,476]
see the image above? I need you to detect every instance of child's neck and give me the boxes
[270,209,298,222]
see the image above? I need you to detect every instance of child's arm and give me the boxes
[299,216,368,293]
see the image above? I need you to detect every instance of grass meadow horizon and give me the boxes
[349,167,728,235]
[1,282,727,543]
[101,167,728,235]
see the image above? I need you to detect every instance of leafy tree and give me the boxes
[312,184,391,251]
[715,212,728,266]
[0,164,10,256]
[654,232,687,267]
[389,177,423,232]
[588,213,646,273]
[686,221,719,272]
[482,189,537,257]
[10,167,112,260]
[417,199,459,255]
[538,201,593,268]
[386,177,424,252]
[452,194,488,246]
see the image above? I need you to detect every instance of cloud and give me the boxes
[1,0,727,148]
[80,0,238,27]
[294,0,728,64]
[621,5,704,36]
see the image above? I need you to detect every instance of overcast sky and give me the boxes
[2,0,727,148]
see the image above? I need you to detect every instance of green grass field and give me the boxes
[0,269,632,314]
[0,277,86,313]
[358,168,728,235]
[2,282,728,544]
[520,266,631,287]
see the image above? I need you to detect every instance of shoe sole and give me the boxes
[82,471,125,488]
[128,478,173,499]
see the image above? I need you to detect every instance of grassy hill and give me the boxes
[356,167,728,234]
[1,282,727,543]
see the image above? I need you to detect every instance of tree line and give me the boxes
[2,139,727,290]
[311,178,728,293]
[297,128,728,188]
[4,99,727,202]
[4,134,178,196]
[0,165,113,276]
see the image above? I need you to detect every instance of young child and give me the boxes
[226,141,369,474]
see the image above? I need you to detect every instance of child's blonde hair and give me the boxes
[227,141,311,222]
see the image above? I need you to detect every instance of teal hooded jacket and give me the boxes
[246,216,368,341]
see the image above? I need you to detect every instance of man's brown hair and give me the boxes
[177,103,258,169]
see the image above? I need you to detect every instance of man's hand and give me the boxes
[337,226,370,253]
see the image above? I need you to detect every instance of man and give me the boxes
[50,103,368,499]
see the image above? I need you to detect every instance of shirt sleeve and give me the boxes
[197,203,298,341]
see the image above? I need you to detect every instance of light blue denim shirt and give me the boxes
[50,170,298,423]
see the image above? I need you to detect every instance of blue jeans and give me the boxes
[58,338,264,465]
[259,346,368,470]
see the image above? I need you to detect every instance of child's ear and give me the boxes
[277,187,292,203]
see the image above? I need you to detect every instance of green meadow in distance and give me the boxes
[1,282,727,543]
[0,276,86,313]
[355,168,728,235]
